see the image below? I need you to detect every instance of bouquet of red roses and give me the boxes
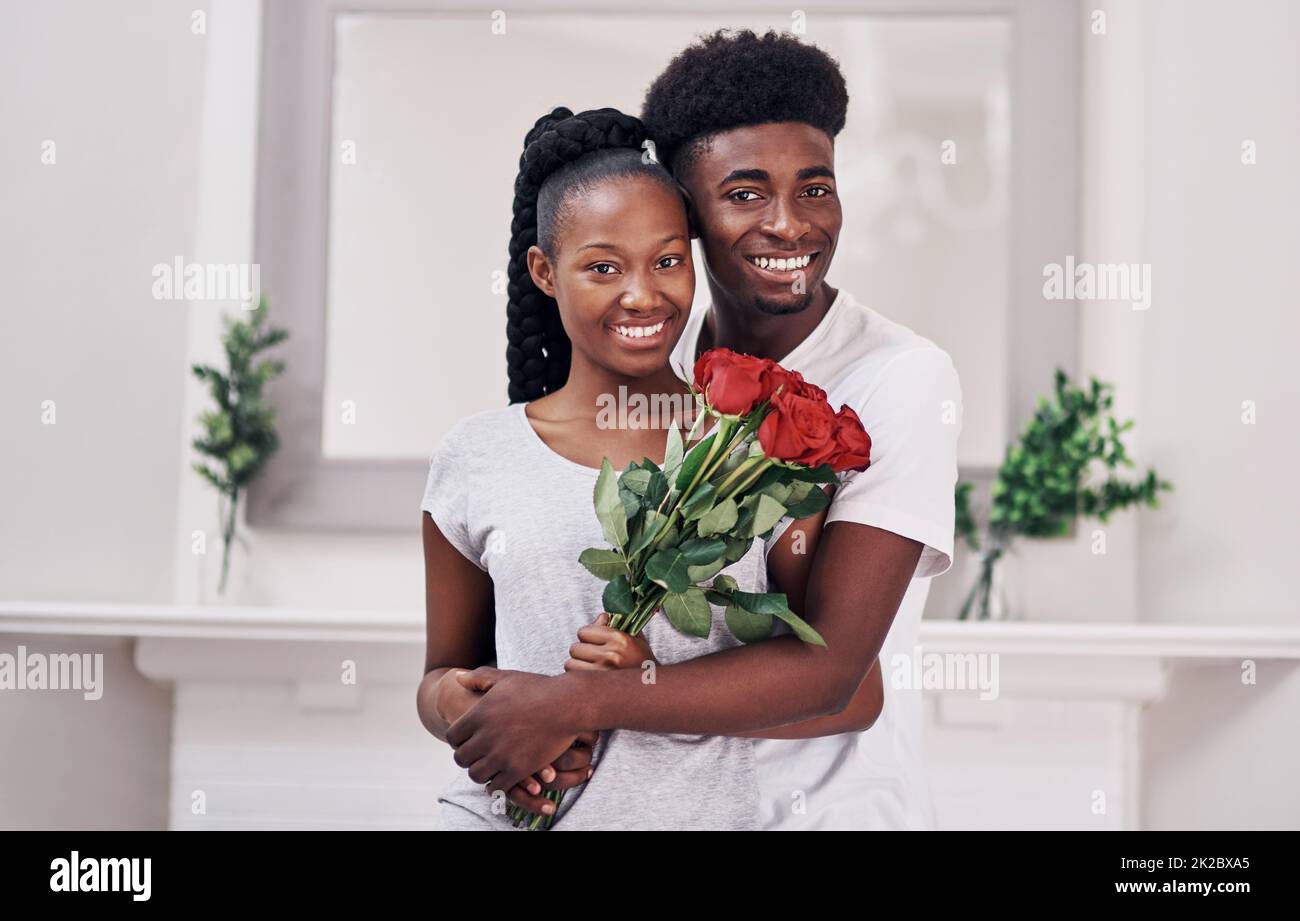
[509,347,872,829]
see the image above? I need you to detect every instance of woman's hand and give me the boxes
[564,613,657,671]
[433,669,484,725]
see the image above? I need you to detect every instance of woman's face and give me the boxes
[528,175,694,382]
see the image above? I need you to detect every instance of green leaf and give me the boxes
[663,424,684,480]
[751,494,787,537]
[675,432,716,490]
[645,469,669,508]
[618,483,643,520]
[705,573,740,605]
[787,462,837,484]
[725,604,773,643]
[594,459,629,549]
[602,574,636,615]
[773,609,826,647]
[627,511,667,557]
[686,558,726,582]
[578,548,627,581]
[760,481,794,505]
[723,538,750,564]
[662,587,712,638]
[784,485,831,520]
[681,482,718,521]
[645,548,691,594]
[731,590,792,616]
[621,468,652,495]
[734,504,756,539]
[713,574,738,592]
[697,497,739,537]
[678,537,726,565]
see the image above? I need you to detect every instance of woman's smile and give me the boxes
[606,313,673,349]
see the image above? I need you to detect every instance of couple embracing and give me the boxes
[417,28,962,831]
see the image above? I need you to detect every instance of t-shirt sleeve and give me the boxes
[420,424,486,571]
[824,347,963,579]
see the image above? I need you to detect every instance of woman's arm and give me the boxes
[418,512,594,815]
[416,511,497,744]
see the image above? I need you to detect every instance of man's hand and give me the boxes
[447,667,590,796]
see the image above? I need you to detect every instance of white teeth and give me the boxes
[614,320,666,339]
[752,254,812,271]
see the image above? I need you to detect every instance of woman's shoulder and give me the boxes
[428,404,523,464]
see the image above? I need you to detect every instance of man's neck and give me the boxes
[698,281,839,364]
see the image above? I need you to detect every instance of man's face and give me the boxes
[679,122,841,316]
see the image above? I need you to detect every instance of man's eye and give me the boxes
[657,256,683,269]
[804,186,833,198]
[728,189,760,202]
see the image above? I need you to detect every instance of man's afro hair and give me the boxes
[641,28,849,176]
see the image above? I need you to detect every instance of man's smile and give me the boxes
[743,251,821,280]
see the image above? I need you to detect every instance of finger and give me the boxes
[455,667,500,693]
[564,658,606,672]
[507,784,556,814]
[551,747,592,773]
[449,712,486,754]
[445,703,484,748]
[596,612,611,626]
[575,624,620,644]
[464,757,499,787]
[568,641,616,663]
[545,768,590,792]
[486,765,530,797]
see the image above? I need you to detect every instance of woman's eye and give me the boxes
[728,189,760,202]
[590,263,618,275]
[657,256,683,269]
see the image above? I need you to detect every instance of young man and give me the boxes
[446,29,962,830]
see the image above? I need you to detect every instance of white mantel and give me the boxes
[3,601,1299,830]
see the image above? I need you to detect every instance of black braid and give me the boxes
[505,106,673,403]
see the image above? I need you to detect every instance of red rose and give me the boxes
[829,405,872,472]
[694,348,774,416]
[763,362,805,401]
[758,388,839,467]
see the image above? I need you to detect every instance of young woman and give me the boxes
[417,107,883,830]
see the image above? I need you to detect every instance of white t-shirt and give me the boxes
[669,287,963,830]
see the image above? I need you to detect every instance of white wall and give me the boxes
[1092,0,1300,829]
[0,0,206,829]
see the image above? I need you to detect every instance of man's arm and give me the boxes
[448,520,920,795]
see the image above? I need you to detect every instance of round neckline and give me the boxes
[512,402,603,477]
[512,399,710,477]
[686,287,848,372]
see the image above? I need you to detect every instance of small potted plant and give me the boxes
[190,296,288,597]
[954,368,1171,620]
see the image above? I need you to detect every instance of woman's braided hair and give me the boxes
[506,106,676,403]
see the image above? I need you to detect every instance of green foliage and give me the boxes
[959,369,1172,549]
[953,368,1172,618]
[190,297,288,593]
[579,410,828,645]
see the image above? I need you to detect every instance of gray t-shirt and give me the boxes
[421,403,763,831]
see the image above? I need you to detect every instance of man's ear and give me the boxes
[676,182,700,241]
[527,245,556,297]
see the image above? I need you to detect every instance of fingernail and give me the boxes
[587,767,594,779]
[542,803,556,815]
